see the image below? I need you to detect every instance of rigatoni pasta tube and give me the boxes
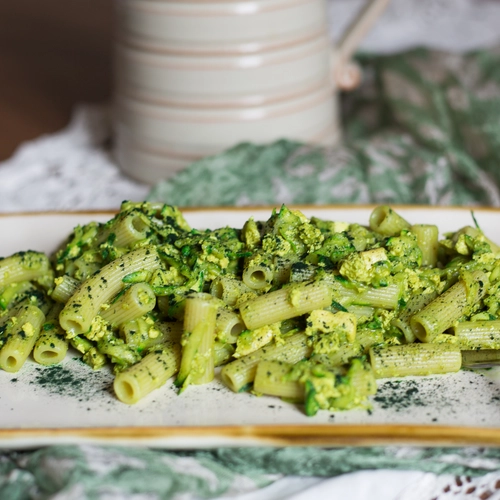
[59,246,162,338]
[51,275,80,303]
[221,332,312,392]
[312,328,383,368]
[410,271,488,343]
[120,317,183,350]
[350,283,402,310]
[175,293,219,390]
[100,282,156,327]
[210,277,252,307]
[254,360,304,400]
[215,309,245,344]
[97,210,150,248]
[240,280,332,331]
[33,304,68,365]
[327,277,401,310]
[369,343,461,378]
[0,303,45,372]
[114,341,181,404]
[452,320,500,349]
[391,291,438,343]
[369,206,411,236]
[242,256,274,291]
[214,341,235,367]
[0,251,52,287]
[273,255,299,285]
[411,224,439,267]
[461,349,500,368]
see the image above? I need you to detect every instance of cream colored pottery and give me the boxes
[115,0,327,53]
[114,137,192,184]
[114,35,331,106]
[115,84,336,148]
[113,0,391,182]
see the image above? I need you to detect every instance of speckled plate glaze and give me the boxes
[1,206,500,449]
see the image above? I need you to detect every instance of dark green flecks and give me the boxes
[29,363,112,400]
[373,380,428,411]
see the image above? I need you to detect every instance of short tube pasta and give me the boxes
[114,341,181,404]
[369,206,411,236]
[273,255,299,285]
[240,280,332,331]
[461,349,500,368]
[221,332,312,392]
[0,251,52,288]
[254,360,304,400]
[51,275,80,303]
[97,210,151,248]
[452,320,500,349]
[120,317,183,350]
[242,256,274,291]
[392,291,438,343]
[215,309,245,344]
[0,303,46,372]
[59,246,162,338]
[411,224,439,267]
[33,304,68,365]
[411,271,488,343]
[329,277,401,310]
[369,343,462,378]
[210,277,252,307]
[176,293,219,390]
[100,282,156,327]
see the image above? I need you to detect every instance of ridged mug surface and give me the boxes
[115,84,337,149]
[114,35,332,106]
[115,0,328,53]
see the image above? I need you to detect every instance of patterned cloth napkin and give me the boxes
[2,445,500,499]
[149,47,500,207]
[2,47,500,499]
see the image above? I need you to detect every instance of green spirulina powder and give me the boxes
[27,363,111,400]
[373,379,428,411]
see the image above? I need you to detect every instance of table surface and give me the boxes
[0,1,113,161]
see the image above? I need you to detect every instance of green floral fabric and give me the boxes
[2,445,500,499]
[149,47,500,207]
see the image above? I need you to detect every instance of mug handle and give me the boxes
[332,0,391,90]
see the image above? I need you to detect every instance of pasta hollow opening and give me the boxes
[220,371,236,392]
[131,216,148,234]
[250,270,266,285]
[5,355,19,370]
[370,209,386,227]
[60,319,85,336]
[411,320,427,342]
[40,351,58,359]
[231,324,244,337]
[211,283,223,298]
[116,380,136,404]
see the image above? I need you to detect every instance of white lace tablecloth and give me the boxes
[0,105,148,213]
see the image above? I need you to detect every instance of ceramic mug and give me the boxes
[114,0,391,183]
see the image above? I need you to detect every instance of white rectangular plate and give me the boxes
[1,205,500,449]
